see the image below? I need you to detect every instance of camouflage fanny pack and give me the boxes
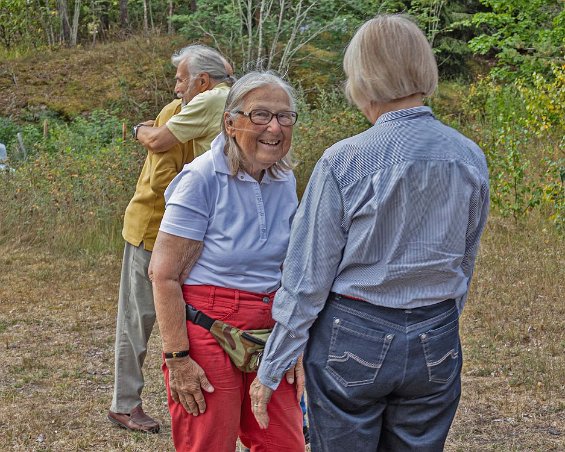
[185,304,272,373]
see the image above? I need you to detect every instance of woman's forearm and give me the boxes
[153,277,190,353]
[150,231,203,353]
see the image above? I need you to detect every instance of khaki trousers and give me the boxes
[110,242,155,413]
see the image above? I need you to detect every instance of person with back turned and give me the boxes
[251,15,490,451]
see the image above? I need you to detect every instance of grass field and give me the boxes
[0,211,563,451]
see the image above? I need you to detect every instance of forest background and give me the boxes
[0,0,563,450]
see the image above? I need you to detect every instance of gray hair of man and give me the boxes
[344,14,438,109]
[222,71,296,177]
[171,44,236,86]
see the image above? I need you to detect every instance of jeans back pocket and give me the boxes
[326,317,393,387]
[420,317,460,384]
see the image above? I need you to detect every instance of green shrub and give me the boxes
[293,89,368,196]
[461,66,564,231]
[0,117,19,149]
[0,112,144,255]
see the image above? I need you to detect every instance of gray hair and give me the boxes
[171,44,235,86]
[222,71,296,177]
[344,14,438,108]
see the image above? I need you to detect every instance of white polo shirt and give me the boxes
[160,134,298,293]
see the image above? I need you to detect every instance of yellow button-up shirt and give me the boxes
[166,82,230,158]
[122,99,192,251]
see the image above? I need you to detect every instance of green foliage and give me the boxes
[0,111,125,160]
[0,0,45,50]
[172,0,483,78]
[462,65,565,230]
[0,112,143,254]
[0,117,20,149]
[173,0,350,74]
[461,0,565,80]
[293,89,369,196]
[542,158,565,234]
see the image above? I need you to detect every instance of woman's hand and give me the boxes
[284,355,305,402]
[250,355,305,429]
[166,355,214,416]
[249,378,273,429]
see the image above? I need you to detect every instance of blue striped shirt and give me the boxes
[258,106,490,389]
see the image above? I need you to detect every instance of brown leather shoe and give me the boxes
[108,404,160,433]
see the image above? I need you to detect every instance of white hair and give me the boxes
[172,44,235,85]
[222,71,296,177]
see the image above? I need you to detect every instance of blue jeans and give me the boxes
[304,294,462,452]
[300,395,307,426]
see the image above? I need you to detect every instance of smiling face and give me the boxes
[225,85,293,180]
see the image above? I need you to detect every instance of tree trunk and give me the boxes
[149,0,154,32]
[119,0,129,30]
[70,0,81,47]
[190,0,197,12]
[142,0,149,34]
[57,0,71,45]
[36,0,55,46]
[168,0,174,35]
[100,0,110,33]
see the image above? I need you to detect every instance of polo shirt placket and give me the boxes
[237,171,268,241]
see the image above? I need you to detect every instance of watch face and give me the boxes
[132,125,137,140]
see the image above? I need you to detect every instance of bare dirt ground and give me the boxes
[0,216,563,451]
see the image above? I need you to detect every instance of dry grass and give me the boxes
[447,213,564,451]
[0,212,563,451]
[0,35,188,121]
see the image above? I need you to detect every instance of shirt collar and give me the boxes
[211,133,290,183]
[211,134,231,175]
[215,82,230,90]
[375,106,434,125]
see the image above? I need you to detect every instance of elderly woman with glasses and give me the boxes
[251,14,490,451]
[149,71,305,451]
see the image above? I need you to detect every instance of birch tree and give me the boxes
[175,0,338,75]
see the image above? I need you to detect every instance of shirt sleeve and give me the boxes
[258,157,348,389]
[456,177,490,312]
[148,142,192,197]
[159,167,212,241]
[166,91,216,144]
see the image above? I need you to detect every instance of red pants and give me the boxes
[162,285,304,452]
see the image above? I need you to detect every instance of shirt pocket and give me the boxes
[325,317,394,387]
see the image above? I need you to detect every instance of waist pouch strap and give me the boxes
[185,304,271,372]
[185,304,215,330]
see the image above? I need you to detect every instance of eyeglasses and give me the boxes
[236,109,298,126]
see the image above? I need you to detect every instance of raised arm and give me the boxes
[136,123,181,154]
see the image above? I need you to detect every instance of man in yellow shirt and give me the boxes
[108,44,233,434]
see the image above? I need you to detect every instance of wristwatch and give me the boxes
[132,123,146,140]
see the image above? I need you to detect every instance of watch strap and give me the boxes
[164,350,190,359]
[132,123,146,140]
